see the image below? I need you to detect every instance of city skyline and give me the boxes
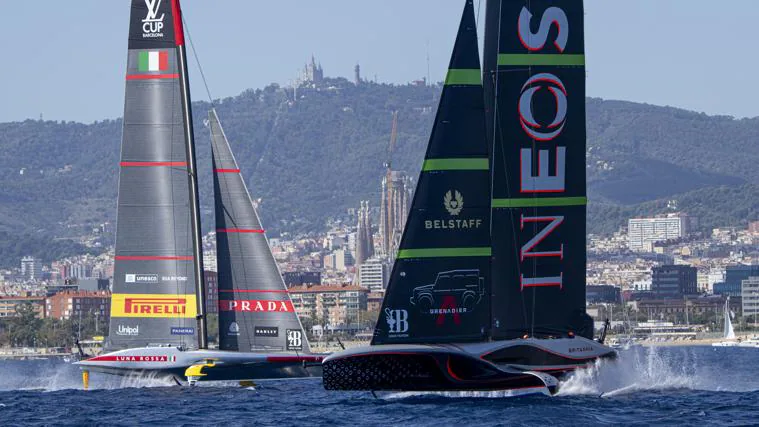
[2,1,759,123]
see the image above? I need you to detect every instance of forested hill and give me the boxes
[0,78,757,258]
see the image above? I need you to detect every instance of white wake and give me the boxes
[558,346,758,397]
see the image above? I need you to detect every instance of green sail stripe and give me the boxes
[498,54,585,66]
[492,197,587,208]
[423,158,489,171]
[444,69,482,85]
[397,247,491,259]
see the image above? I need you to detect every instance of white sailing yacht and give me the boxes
[712,297,738,347]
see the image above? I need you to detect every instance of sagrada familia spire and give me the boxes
[355,200,374,265]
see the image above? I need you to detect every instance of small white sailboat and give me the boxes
[712,297,739,347]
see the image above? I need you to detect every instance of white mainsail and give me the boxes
[724,297,736,340]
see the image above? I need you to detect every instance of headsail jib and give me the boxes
[210,110,311,354]
[373,0,491,346]
[487,0,591,340]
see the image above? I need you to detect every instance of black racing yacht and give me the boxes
[322,0,615,394]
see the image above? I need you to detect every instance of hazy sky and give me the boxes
[0,0,756,123]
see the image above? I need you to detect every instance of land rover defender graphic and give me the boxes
[409,270,485,314]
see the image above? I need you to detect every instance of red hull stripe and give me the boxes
[216,228,265,233]
[115,256,194,261]
[86,355,170,362]
[218,289,289,293]
[171,0,185,46]
[214,169,240,173]
[120,162,187,167]
[126,74,180,80]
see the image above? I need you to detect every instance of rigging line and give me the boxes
[182,14,215,106]
[489,4,530,336]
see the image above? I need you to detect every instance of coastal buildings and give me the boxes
[20,256,42,281]
[628,214,691,252]
[354,200,374,265]
[741,277,759,320]
[357,257,389,292]
[323,249,353,271]
[586,285,621,303]
[380,170,412,257]
[0,296,45,318]
[204,271,218,314]
[288,284,368,327]
[652,265,698,299]
[45,290,110,321]
[282,271,321,288]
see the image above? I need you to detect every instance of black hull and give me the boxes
[322,338,615,393]
[323,350,555,393]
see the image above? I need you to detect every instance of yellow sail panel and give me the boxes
[111,294,197,318]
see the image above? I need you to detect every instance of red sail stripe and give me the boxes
[218,289,289,293]
[126,74,180,80]
[216,228,265,233]
[120,162,187,167]
[214,169,241,173]
[171,0,185,46]
[115,256,194,261]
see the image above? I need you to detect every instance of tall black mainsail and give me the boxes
[373,0,490,345]
[485,0,592,339]
[108,0,206,350]
[210,110,310,353]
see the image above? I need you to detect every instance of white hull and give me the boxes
[76,346,323,382]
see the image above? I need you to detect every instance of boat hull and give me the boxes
[322,337,615,392]
[76,346,323,382]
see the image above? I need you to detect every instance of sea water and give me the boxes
[0,346,757,426]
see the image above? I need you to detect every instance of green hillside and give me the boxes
[0,79,757,262]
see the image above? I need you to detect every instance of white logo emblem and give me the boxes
[519,73,567,141]
[385,308,409,334]
[142,0,165,37]
[125,273,158,284]
[444,190,464,216]
[228,322,240,336]
[287,330,303,350]
[116,325,139,336]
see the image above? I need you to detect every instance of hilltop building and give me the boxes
[354,63,362,86]
[298,55,324,86]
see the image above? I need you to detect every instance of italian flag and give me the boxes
[138,51,169,72]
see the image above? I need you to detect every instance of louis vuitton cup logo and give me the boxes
[142,0,165,38]
[444,190,464,216]
[385,308,409,334]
